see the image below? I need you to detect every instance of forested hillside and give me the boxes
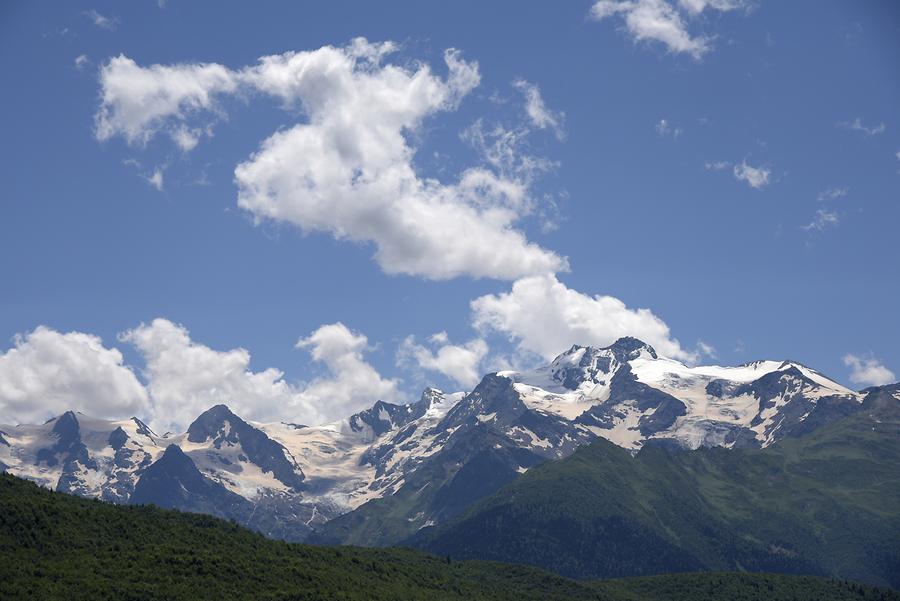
[2,474,897,601]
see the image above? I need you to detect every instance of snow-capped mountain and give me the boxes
[505,337,861,450]
[311,338,864,544]
[0,337,870,542]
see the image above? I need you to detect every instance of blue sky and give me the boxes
[1,1,898,430]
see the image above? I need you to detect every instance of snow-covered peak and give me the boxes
[186,404,239,443]
[630,355,855,397]
[501,337,658,395]
[494,338,864,451]
[417,387,463,420]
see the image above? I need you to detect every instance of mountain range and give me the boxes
[1,337,894,585]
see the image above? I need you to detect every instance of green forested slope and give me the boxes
[1,473,897,601]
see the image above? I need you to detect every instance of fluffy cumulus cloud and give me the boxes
[398,333,489,388]
[732,161,770,189]
[234,42,565,280]
[513,79,565,139]
[95,55,238,148]
[294,322,401,422]
[842,354,896,388]
[95,39,567,281]
[120,319,311,433]
[590,0,748,59]
[119,319,400,432]
[471,273,696,363]
[0,327,148,425]
[0,319,404,432]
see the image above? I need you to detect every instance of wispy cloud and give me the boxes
[656,118,682,138]
[704,160,730,171]
[74,54,90,70]
[838,117,886,136]
[801,209,839,232]
[142,167,164,192]
[85,9,119,30]
[696,339,717,359]
[733,161,771,189]
[513,79,565,140]
[817,186,848,202]
[589,0,750,59]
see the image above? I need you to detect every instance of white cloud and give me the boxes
[0,319,404,432]
[838,117,886,136]
[85,9,118,30]
[122,319,400,432]
[0,326,148,426]
[817,187,848,202]
[677,0,748,13]
[704,160,730,171]
[142,167,164,191]
[590,0,747,59]
[171,125,203,152]
[398,333,489,388]
[513,79,565,139]
[802,209,839,232]
[96,40,567,281]
[471,273,696,363]
[460,119,556,189]
[696,340,717,359]
[121,319,312,433]
[733,160,770,189]
[95,55,238,147]
[74,54,90,70]
[295,322,401,421]
[235,42,564,280]
[655,118,682,138]
[843,354,896,388]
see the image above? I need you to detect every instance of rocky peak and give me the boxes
[35,411,85,468]
[349,400,418,437]
[108,426,129,450]
[418,387,445,409]
[548,338,657,391]
[188,404,304,489]
[131,417,157,439]
[606,337,658,361]
[187,404,236,443]
[52,410,81,440]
